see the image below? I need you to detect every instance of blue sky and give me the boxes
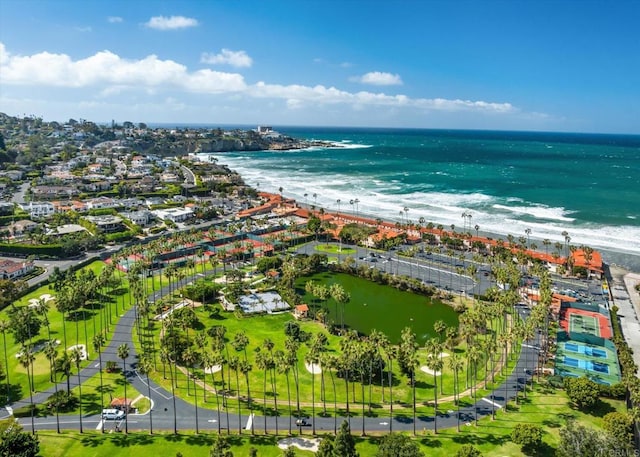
[1,0,639,133]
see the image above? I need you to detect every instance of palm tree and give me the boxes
[448,353,464,432]
[305,347,319,436]
[229,355,242,434]
[275,349,293,435]
[425,338,443,434]
[18,346,36,434]
[255,348,270,434]
[239,358,253,434]
[203,350,222,434]
[56,351,73,393]
[433,320,447,394]
[117,343,130,434]
[182,348,200,435]
[137,352,154,434]
[92,333,106,432]
[71,347,84,433]
[0,320,11,402]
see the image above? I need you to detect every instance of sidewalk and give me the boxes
[608,266,640,371]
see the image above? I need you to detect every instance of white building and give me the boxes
[153,207,194,223]
[0,259,35,280]
[18,202,56,218]
[121,210,154,226]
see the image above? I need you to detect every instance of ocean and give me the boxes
[198,127,640,271]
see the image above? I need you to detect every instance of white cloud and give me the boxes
[107,16,123,24]
[351,71,403,86]
[0,46,246,93]
[74,26,92,33]
[144,15,199,30]
[201,49,253,68]
[0,43,516,116]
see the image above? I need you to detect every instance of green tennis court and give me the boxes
[569,313,600,336]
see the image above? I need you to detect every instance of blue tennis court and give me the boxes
[563,342,607,358]
[563,357,610,374]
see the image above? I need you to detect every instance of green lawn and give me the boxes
[314,244,356,255]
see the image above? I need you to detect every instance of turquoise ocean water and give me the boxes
[198,127,640,271]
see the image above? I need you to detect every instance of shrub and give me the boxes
[564,376,600,409]
[511,423,543,452]
[455,444,482,457]
[46,390,78,412]
[602,411,633,445]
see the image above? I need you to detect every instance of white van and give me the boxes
[102,409,125,420]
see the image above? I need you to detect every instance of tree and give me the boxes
[602,411,633,447]
[510,423,543,452]
[315,436,335,457]
[0,321,10,402]
[0,418,40,457]
[334,420,358,457]
[454,444,482,457]
[282,446,296,457]
[375,433,424,457]
[209,434,233,457]
[70,347,84,433]
[557,421,619,457]
[117,343,130,434]
[564,376,600,409]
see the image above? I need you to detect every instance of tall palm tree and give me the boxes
[182,348,200,435]
[203,350,222,434]
[240,359,253,434]
[56,351,73,393]
[70,347,84,433]
[117,343,130,434]
[43,340,60,433]
[275,349,293,436]
[92,333,106,432]
[18,346,36,434]
[425,338,444,434]
[138,352,154,435]
[448,353,464,432]
[0,320,11,402]
[305,346,319,436]
[229,355,242,434]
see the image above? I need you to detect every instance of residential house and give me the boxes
[153,207,194,223]
[7,220,38,238]
[85,215,124,233]
[18,202,56,218]
[0,259,35,280]
[121,210,154,227]
[86,196,119,210]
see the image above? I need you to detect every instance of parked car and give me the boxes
[102,409,125,420]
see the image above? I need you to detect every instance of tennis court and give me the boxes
[563,357,610,374]
[569,313,600,336]
[563,341,608,358]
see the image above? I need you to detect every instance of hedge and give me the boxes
[0,243,64,257]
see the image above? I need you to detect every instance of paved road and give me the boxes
[5,256,540,435]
